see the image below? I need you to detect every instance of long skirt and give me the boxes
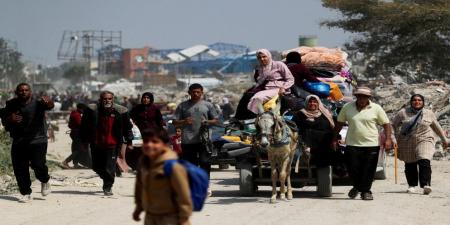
[247,88,280,114]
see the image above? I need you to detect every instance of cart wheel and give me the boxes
[239,162,255,196]
[374,152,387,180]
[219,164,230,170]
[317,166,332,197]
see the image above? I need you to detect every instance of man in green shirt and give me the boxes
[334,86,392,200]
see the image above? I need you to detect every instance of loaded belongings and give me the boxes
[282,46,355,101]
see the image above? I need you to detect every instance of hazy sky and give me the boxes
[0,0,351,65]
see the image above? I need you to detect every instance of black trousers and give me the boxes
[405,159,431,188]
[91,145,119,190]
[345,146,380,193]
[11,140,50,195]
[235,91,256,120]
[65,131,91,167]
[181,143,211,177]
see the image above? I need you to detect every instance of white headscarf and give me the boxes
[300,95,335,128]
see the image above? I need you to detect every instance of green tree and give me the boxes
[321,0,450,82]
[63,63,89,82]
[0,38,25,88]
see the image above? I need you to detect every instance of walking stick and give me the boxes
[394,145,398,184]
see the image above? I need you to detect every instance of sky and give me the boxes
[0,0,352,65]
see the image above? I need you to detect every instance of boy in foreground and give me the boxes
[133,128,192,225]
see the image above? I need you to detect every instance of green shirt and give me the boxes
[337,101,389,147]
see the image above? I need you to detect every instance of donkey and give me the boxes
[255,101,298,203]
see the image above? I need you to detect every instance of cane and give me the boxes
[394,144,398,184]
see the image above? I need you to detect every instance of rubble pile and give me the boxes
[374,82,450,118]
[50,174,100,187]
[144,77,252,107]
[0,174,14,193]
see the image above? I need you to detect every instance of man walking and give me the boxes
[334,86,392,200]
[173,83,219,196]
[80,91,133,196]
[1,83,54,202]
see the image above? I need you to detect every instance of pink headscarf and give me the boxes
[256,49,274,86]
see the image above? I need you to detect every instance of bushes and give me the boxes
[0,128,15,194]
[0,128,12,176]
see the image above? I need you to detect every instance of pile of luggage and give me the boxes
[282,46,356,102]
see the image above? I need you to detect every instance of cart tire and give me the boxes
[317,166,332,197]
[239,163,255,196]
[219,164,230,170]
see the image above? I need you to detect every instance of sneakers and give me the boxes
[18,194,32,203]
[207,188,212,198]
[348,188,359,199]
[41,182,51,197]
[407,186,416,194]
[423,186,432,195]
[61,161,70,169]
[103,188,114,196]
[361,192,374,200]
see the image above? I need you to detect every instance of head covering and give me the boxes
[286,51,302,64]
[300,95,335,128]
[222,97,229,104]
[410,94,425,111]
[141,92,154,104]
[255,49,274,86]
[401,94,425,136]
[353,86,372,96]
[256,49,272,62]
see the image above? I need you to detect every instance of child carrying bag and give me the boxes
[164,160,209,211]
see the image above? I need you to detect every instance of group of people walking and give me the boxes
[235,48,449,200]
[0,47,448,223]
[0,82,216,224]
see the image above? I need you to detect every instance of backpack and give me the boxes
[163,159,209,211]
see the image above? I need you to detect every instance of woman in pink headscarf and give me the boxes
[247,49,295,114]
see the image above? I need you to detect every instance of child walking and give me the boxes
[133,128,192,225]
[170,127,183,155]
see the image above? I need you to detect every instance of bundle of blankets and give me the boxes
[282,46,356,102]
[282,46,349,72]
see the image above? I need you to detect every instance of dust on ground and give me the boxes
[1,122,450,225]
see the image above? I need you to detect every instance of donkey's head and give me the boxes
[255,100,282,148]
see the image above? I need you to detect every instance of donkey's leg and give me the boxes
[279,157,289,201]
[286,157,294,200]
[270,161,278,204]
[287,141,297,200]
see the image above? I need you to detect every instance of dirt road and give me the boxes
[1,123,450,225]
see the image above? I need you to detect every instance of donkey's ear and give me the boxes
[272,99,281,115]
[257,101,265,114]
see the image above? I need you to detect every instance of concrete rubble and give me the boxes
[50,174,100,187]
[0,174,14,193]
[145,76,252,107]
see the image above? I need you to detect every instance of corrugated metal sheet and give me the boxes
[177,77,222,88]
[179,45,219,58]
[167,52,186,63]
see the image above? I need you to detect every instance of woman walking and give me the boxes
[130,92,165,133]
[392,94,448,195]
[293,95,335,196]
